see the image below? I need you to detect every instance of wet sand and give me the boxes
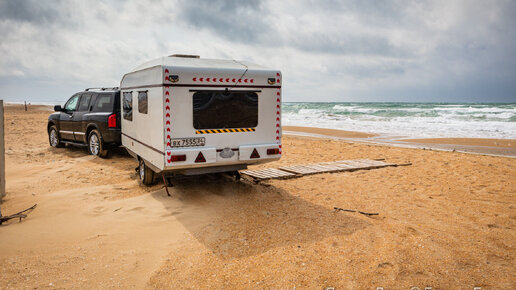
[284,126,377,138]
[0,105,515,289]
[284,125,516,157]
[400,138,515,148]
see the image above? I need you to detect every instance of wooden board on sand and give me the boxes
[241,159,402,182]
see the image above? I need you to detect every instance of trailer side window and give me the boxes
[193,91,258,129]
[138,91,148,114]
[123,92,133,121]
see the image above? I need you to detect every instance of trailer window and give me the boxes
[193,91,258,129]
[123,92,133,121]
[138,91,148,114]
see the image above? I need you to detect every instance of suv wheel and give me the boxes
[88,129,108,158]
[48,125,64,148]
[139,158,155,186]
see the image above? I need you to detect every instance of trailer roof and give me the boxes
[132,56,270,72]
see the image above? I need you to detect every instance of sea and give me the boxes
[282,103,516,139]
[5,99,516,139]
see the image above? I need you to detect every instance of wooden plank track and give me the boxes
[335,160,375,168]
[355,159,397,167]
[241,159,405,182]
[321,162,357,171]
[278,165,322,175]
[242,168,296,180]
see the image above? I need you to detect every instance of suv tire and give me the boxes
[88,129,108,158]
[139,158,155,186]
[48,125,64,148]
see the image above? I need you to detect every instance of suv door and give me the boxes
[90,93,117,135]
[71,93,93,143]
[60,94,80,140]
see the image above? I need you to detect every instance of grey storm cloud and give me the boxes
[178,0,270,43]
[0,0,68,25]
[0,0,515,103]
[290,33,409,57]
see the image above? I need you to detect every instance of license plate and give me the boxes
[169,137,205,148]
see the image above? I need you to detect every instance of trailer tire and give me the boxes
[88,129,108,158]
[48,125,64,148]
[139,158,155,186]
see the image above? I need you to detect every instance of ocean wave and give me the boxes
[282,102,516,138]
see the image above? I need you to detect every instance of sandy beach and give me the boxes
[0,105,515,289]
[284,126,516,158]
[283,126,377,139]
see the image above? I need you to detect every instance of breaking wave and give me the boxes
[282,102,516,139]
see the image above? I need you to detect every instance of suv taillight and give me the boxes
[108,114,116,128]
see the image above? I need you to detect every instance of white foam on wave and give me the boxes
[283,103,516,139]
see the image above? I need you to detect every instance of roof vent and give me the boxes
[169,54,200,58]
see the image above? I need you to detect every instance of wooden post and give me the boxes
[24,100,27,111]
[0,100,5,200]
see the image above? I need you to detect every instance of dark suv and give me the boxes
[47,87,121,157]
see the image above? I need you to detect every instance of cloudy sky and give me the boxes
[0,0,515,103]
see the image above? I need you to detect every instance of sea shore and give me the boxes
[0,105,514,288]
[284,126,516,157]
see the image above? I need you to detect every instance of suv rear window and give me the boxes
[92,94,114,112]
[193,91,258,129]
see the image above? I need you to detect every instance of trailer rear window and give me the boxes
[193,91,258,129]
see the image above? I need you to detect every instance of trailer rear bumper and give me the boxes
[163,143,281,172]
[170,164,248,176]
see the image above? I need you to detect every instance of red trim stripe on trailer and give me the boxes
[276,86,282,154]
[164,86,172,152]
[121,83,281,90]
[164,69,170,82]
[190,77,256,83]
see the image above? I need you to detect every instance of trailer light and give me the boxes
[108,114,117,128]
[169,75,179,82]
[170,155,186,162]
[250,148,260,159]
[267,78,276,85]
[195,152,206,163]
[267,148,280,155]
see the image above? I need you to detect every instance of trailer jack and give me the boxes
[221,171,241,181]
[162,175,172,196]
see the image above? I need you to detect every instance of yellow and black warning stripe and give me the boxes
[196,128,256,134]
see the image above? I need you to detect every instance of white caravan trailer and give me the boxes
[120,55,282,185]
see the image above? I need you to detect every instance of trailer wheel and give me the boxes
[139,158,155,186]
[48,125,64,148]
[88,129,108,158]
